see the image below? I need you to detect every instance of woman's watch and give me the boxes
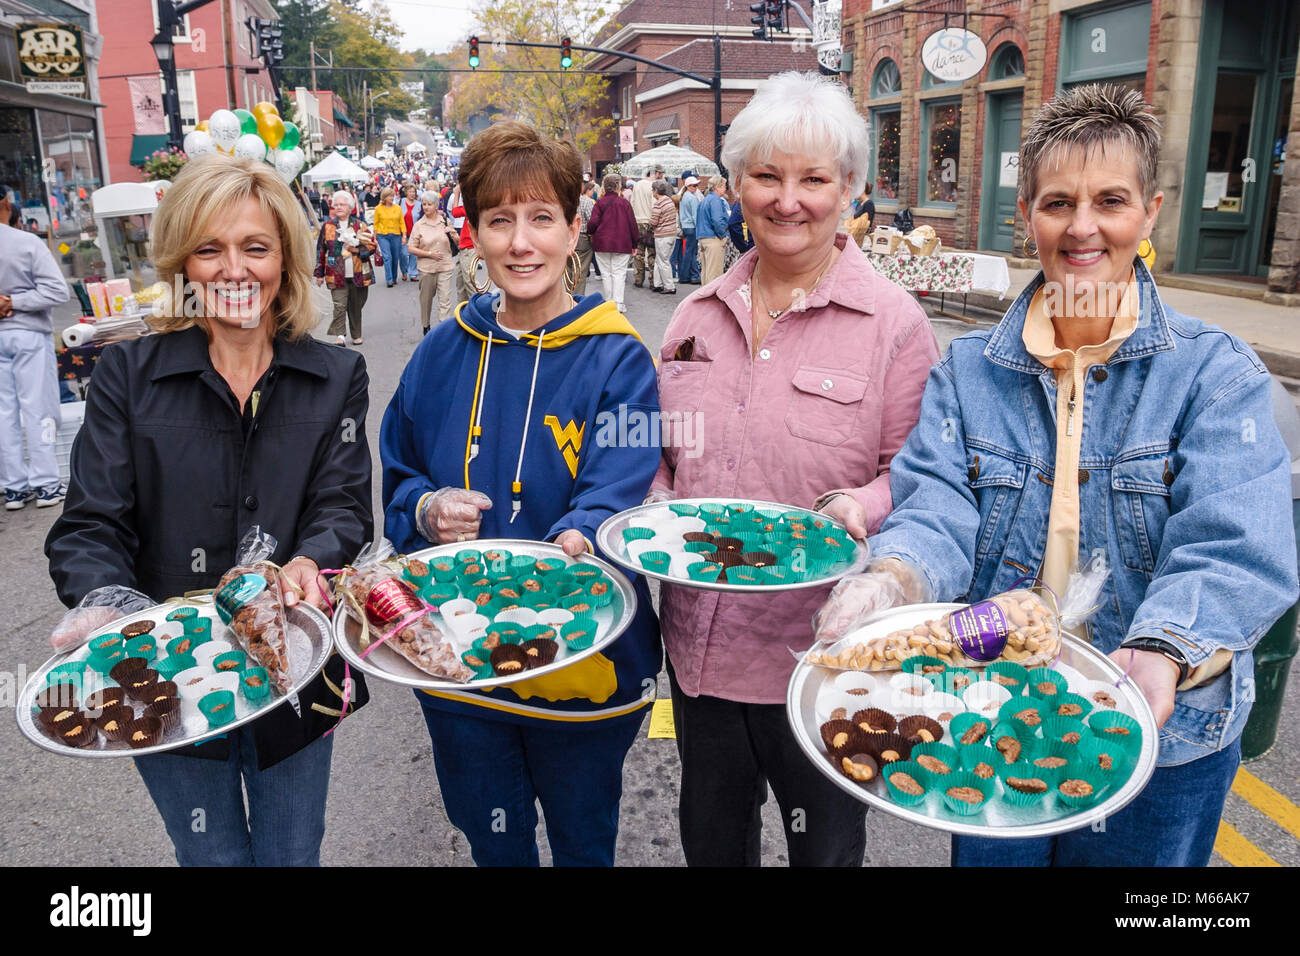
[1119,637,1191,685]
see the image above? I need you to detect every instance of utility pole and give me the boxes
[310,40,317,91]
[362,77,368,154]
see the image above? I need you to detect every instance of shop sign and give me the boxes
[921,27,987,83]
[17,22,86,94]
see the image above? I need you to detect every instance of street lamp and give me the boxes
[611,108,622,161]
[152,7,182,150]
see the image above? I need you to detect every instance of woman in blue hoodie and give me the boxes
[380,121,662,867]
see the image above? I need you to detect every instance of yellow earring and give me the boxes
[1137,238,1155,268]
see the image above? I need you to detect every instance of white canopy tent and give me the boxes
[303,150,369,185]
[404,141,427,153]
[620,144,719,181]
[359,155,386,169]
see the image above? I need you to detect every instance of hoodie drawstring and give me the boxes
[510,328,545,524]
[468,332,494,462]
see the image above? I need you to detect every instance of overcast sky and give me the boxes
[383,0,478,55]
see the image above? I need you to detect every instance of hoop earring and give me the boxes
[468,252,490,295]
[1137,238,1154,262]
[1022,234,1038,258]
[564,251,582,295]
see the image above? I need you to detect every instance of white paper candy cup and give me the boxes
[628,507,675,528]
[200,672,240,698]
[192,640,233,670]
[922,692,966,726]
[447,612,489,644]
[494,607,538,628]
[624,538,663,560]
[1079,679,1123,713]
[439,598,477,620]
[660,516,707,538]
[815,689,862,724]
[889,689,929,717]
[669,553,707,577]
[962,680,1011,716]
[537,608,575,629]
[889,672,933,698]
[1051,662,1089,693]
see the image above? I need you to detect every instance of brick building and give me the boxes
[587,0,820,173]
[312,89,354,151]
[98,0,280,184]
[841,0,1299,295]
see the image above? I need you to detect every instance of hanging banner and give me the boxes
[619,125,635,154]
[129,76,167,135]
[921,27,987,83]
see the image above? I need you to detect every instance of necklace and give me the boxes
[753,252,837,320]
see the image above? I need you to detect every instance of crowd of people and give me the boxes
[25,72,1298,870]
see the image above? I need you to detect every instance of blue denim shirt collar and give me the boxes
[983,258,1176,376]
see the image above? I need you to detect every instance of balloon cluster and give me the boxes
[182,102,305,183]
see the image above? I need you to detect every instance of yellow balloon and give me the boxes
[257,112,286,149]
[195,120,209,132]
[252,101,279,122]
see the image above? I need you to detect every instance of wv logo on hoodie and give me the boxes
[543,415,585,478]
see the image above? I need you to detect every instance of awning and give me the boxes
[129,134,170,166]
[643,113,679,139]
[333,108,355,129]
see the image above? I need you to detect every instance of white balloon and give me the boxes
[233,133,267,161]
[273,146,305,182]
[183,129,215,157]
[208,109,241,151]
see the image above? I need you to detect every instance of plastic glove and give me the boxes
[812,558,931,643]
[50,585,155,652]
[818,493,869,540]
[416,488,493,545]
[642,487,675,505]
[554,529,590,557]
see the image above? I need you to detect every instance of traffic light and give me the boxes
[248,18,284,67]
[765,0,785,31]
[469,36,480,70]
[749,1,767,39]
[560,37,572,70]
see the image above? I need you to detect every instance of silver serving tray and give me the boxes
[787,603,1159,838]
[596,497,869,593]
[331,539,637,690]
[17,597,333,759]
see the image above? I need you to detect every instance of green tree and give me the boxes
[274,0,338,93]
[407,49,452,125]
[451,0,613,153]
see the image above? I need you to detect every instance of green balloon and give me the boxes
[280,121,300,152]
[233,108,258,136]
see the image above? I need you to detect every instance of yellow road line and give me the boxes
[1213,821,1280,867]
[1231,767,1300,842]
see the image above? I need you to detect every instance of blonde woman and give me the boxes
[46,154,373,866]
[372,185,407,286]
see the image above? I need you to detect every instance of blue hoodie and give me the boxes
[381,291,663,725]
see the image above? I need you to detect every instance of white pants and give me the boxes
[595,251,631,311]
[0,327,61,491]
[654,236,676,291]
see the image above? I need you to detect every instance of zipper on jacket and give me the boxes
[1066,375,1077,437]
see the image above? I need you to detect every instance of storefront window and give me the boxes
[923,101,960,205]
[872,109,900,200]
[1,107,43,220]
[37,110,103,278]
[1202,72,1258,214]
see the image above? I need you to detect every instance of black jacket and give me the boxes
[46,325,373,768]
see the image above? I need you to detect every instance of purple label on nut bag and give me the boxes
[949,601,1011,662]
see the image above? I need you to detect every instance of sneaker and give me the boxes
[335,335,347,346]
[36,484,65,508]
[4,488,35,510]
[352,337,363,345]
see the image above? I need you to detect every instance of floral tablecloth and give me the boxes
[868,252,1012,298]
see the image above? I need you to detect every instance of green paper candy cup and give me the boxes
[1075,736,1130,784]
[569,566,602,584]
[1026,667,1070,700]
[957,743,997,776]
[532,558,565,578]
[984,660,1029,694]
[724,502,754,516]
[998,698,1045,733]
[198,689,237,728]
[939,667,977,697]
[902,655,947,677]
[47,661,89,691]
[727,568,763,586]
[165,635,198,659]
[212,650,248,675]
[404,559,433,587]
[454,548,483,566]
[911,741,960,777]
[460,649,494,678]
[88,649,126,675]
[88,633,127,656]
[509,554,538,576]
[883,760,932,807]
[668,502,699,516]
[479,549,514,572]
[241,666,272,701]
[1024,741,1073,787]
[429,559,457,582]
[949,713,994,747]
[637,551,672,574]
[182,617,213,639]
[420,586,460,608]
[585,580,614,608]
[560,620,596,652]
[698,502,727,517]
[704,519,732,536]
[687,562,723,583]
[1088,710,1143,755]
[125,635,159,662]
[757,565,795,586]
[166,607,199,624]
[755,507,783,523]
[997,761,1054,808]
[155,653,196,681]
[732,532,764,552]
[1041,715,1089,749]
[1044,692,1093,723]
[939,769,995,816]
[1056,765,1107,810]
[684,541,716,554]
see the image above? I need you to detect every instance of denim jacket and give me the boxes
[871,261,1298,767]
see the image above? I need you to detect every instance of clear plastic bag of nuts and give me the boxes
[807,588,1060,672]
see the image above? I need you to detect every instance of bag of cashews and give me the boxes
[807,588,1060,673]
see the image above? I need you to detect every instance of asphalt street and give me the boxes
[3,267,1296,867]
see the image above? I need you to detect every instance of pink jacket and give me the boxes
[651,233,939,703]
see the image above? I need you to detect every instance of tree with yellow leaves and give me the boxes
[450,0,614,154]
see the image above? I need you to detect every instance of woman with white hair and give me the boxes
[648,71,941,866]
[406,190,460,334]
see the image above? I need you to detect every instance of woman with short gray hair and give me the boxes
[648,178,679,294]
[817,83,1297,868]
[650,71,940,866]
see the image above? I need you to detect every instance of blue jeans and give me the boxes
[677,229,698,282]
[377,233,404,284]
[951,735,1242,866]
[134,728,334,866]
[416,692,642,866]
[403,245,419,278]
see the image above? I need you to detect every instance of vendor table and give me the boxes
[867,251,1013,321]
